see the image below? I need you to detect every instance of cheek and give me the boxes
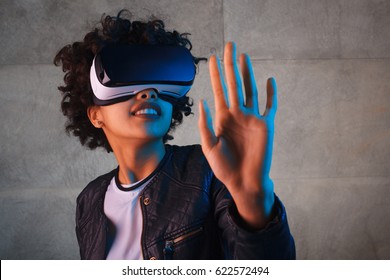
[100,103,131,127]
[162,104,173,126]
[161,103,172,134]
[166,105,173,119]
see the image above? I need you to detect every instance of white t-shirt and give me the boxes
[104,175,152,260]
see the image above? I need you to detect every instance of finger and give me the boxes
[198,100,217,151]
[264,77,278,117]
[224,42,244,108]
[209,55,229,111]
[239,53,259,115]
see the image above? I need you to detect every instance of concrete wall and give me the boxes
[0,0,389,259]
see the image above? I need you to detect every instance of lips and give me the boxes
[130,102,162,117]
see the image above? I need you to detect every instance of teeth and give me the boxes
[135,108,158,115]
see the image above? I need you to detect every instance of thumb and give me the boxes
[198,100,217,152]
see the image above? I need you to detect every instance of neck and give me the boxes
[111,139,166,185]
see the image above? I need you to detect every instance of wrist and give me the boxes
[230,179,275,230]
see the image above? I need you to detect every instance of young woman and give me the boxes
[54,10,295,260]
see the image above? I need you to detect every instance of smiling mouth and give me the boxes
[131,102,162,118]
[134,108,159,116]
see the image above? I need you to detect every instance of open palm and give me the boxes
[198,42,278,228]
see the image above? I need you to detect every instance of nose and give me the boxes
[137,89,158,100]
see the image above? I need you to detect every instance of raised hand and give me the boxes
[198,42,278,229]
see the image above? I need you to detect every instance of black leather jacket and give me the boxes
[75,145,295,259]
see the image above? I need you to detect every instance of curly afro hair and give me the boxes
[54,10,204,153]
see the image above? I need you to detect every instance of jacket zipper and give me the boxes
[139,195,147,260]
[163,227,203,260]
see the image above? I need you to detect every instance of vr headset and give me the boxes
[90,44,196,105]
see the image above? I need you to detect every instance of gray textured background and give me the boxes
[0,0,389,259]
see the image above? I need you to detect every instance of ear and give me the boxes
[87,106,104,128]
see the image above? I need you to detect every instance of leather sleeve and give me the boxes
[211,177,296,260]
